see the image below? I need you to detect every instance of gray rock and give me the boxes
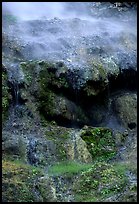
[66,130,92,163]
[2,131,27,160]
[53,95,88,123]
[112,93,137,129]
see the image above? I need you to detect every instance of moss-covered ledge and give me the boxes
[80,126,117,160]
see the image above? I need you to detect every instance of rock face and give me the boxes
[112,93,137,129]
[2,2,137,203]
[2,131,27,161]
[2,65,12,122]
[2,160,57,202]
[66,130,92,163]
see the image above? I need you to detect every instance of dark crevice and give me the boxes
[128,122,136,130]
[40,114,85,129]
[108,68,137,93]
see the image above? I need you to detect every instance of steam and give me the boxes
[2,2,137,68]
[2,2,93,20]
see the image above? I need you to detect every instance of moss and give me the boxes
[2,159,45,202]
[45,126,70,140]
[83,83,100,96]
[38,60,69,90]
[2,70,12,122]
[73,161,129,202]
[91,60,107,81]
[20,61,37,87]
[20,60,69,120]
[45,126,70,161]
[80,127,116,160]
[83,59,109,96]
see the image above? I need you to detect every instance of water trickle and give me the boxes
[27,138,39,165]
[13,83,20,105]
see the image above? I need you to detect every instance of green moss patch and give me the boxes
[48,161,92,176]
[20,60,69,120]
[80,127,116,160]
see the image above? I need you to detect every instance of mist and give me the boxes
[2,2,93,20]
[2,2,137,69]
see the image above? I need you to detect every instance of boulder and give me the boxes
[112,93,137,129]
[66,131,92,163]
[2,131,27,161]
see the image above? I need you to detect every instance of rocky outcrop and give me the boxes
[2,65,12,122]
[112,93,137,129]
[2,2,137,202]
[66,130,92,163]
[2,160,57,202]
[2,131,27,161]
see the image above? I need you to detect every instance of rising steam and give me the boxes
[2,2,137,68]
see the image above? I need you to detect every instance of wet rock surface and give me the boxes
[2,2,137,202]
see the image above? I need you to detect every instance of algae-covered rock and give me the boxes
[2,159,57,202]
[45,126,71,163]
[45,126,92,163]
[20,60,89,125]
[46,95,88,124]
[80,126,116,160]
[114,131,127,147]
[81,60,108,96]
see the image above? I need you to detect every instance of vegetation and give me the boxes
[48,161,92,176]
[20,60,69,120]
[80,127,116,160]
[73,161,129,202]
[45,126,70,161]
[2,159,45,202]
[2,69,11,122]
